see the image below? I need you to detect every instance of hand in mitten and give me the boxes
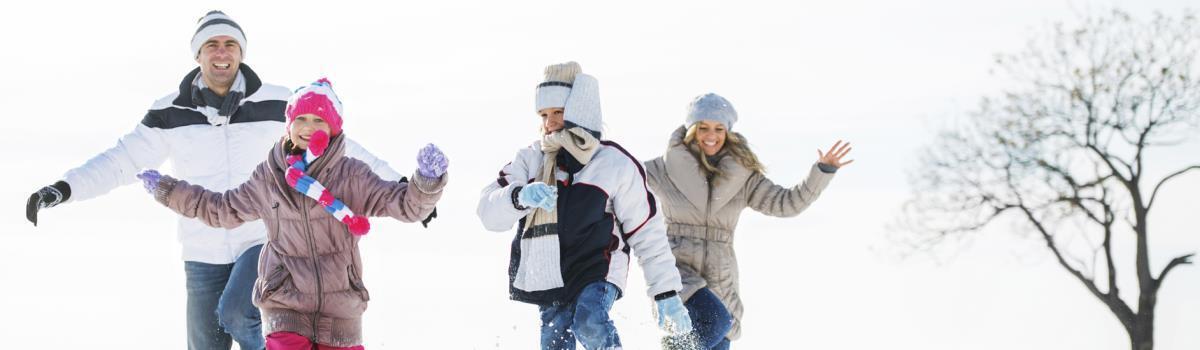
[655,294,694,336]
[416,143,448,178]
[517,182,557,211]
[136,169,163,194]
[26,181,71,226]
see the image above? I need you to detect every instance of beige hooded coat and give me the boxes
[644,126,835,340]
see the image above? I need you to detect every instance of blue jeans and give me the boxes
[538,281,621,350]
[686,288,733,350]
[184,244,264,350]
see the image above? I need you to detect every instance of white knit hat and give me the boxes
[563,73,602,135]
[191,10,247,59]
[535,62,580,112]
[686,93,738,130]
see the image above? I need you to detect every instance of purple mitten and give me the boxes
[416,143,449,178]
[136,169,163,194]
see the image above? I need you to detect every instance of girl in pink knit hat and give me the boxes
[137,78,450,350]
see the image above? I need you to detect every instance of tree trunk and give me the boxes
[1129,318,1153,350]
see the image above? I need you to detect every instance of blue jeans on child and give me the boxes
[538,281,622,350]
[686,288,733,350]
[184,244,264,350]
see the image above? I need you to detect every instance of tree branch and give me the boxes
[1147,165,1200,210]
[1086,143,1133,185]
[1155,253,1195,291]
[1103,223,1119,298]
[1016,204,1137,331]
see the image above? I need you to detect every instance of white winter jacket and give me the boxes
[478,139,682,304]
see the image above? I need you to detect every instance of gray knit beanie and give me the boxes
[686,93,738,130]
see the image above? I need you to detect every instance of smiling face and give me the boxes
[288,114,332,150]
[693,120,727,156]
[195,35,242,96]
[539,107,565,135]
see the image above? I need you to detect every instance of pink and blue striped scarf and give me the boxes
[284,130,371,236]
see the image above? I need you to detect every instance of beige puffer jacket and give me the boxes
[644,126,835,341]
[155,134,446,347]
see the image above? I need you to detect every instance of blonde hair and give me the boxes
[681,123,765,179]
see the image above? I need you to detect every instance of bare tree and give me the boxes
[900,10,1200,350]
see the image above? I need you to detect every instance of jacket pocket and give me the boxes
[348,264,370,302]
[714,243,737,285]
[669,236,702,272]
[259,263,290,302]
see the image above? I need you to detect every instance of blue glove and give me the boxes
[136,169,162,194]
[416,143,448,178]
[655,295,693,335]
[517,182,557,211]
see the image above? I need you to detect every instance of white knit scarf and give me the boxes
[512,127,600,292]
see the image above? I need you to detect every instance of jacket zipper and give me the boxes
[273,203,281,239]
[703,179,713,277]
[302,205,324,340]
[223,125,234,259]
[267,203,281,297]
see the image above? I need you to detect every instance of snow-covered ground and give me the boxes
[2,1,1197,348]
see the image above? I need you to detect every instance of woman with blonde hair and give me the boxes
[644,93,853,349]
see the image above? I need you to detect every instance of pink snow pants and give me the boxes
[266,332,365,350]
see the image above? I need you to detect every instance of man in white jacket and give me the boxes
[24,11,402,350]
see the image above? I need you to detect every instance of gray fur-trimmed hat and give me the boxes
[686,93,738,130]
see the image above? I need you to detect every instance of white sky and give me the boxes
[1,0,1197,349]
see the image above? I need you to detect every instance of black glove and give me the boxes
[421,208,438,228]
[399,176,438,228]
[27,181,71,226]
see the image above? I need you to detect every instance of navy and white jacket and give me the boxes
[477,139,682,305]
[62,65,401,264]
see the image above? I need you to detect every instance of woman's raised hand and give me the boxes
[817,140,854,169]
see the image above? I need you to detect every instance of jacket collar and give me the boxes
[172,63,265,107]
[268,133,348,209]
[663,126,754,212]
